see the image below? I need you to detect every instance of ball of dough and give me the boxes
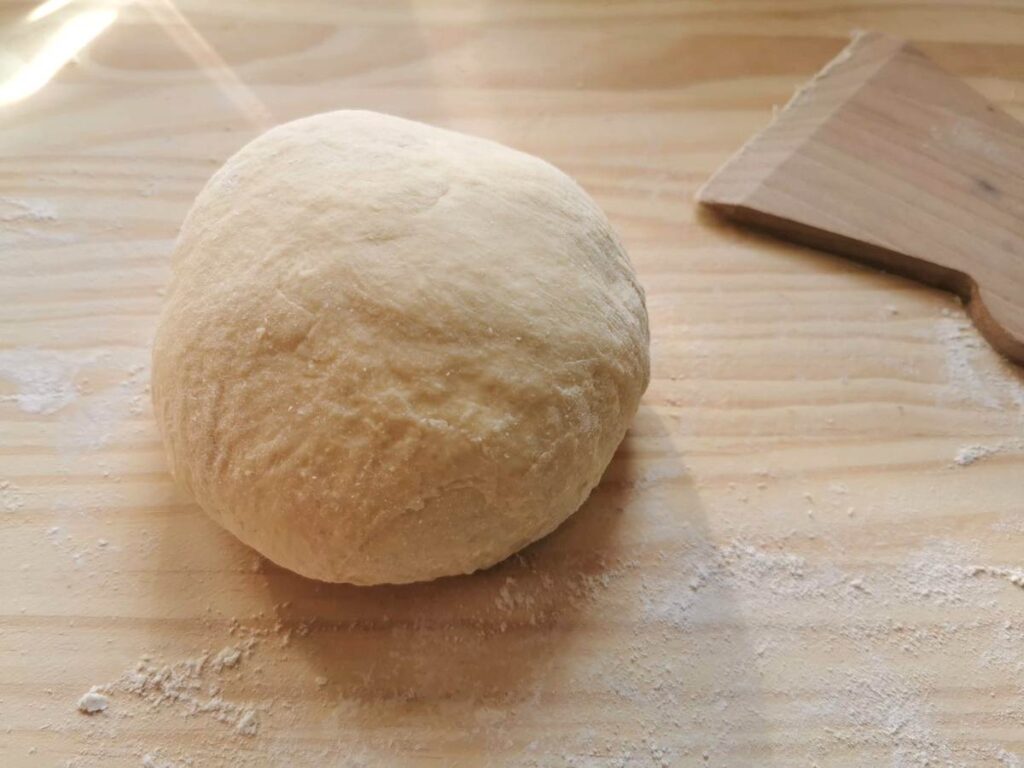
[152,110,649,585]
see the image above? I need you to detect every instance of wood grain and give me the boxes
[698,31,1024,365]
[1,2,1024,767]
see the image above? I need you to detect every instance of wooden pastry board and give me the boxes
[2,2,1024,766]
[698,31,1024,365]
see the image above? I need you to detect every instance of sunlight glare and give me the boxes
[142,0,272,128]
[27,0,75,24]
[0,8,118,107]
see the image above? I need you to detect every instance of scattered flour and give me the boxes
[896,540,992,606]
[0,349,149,454]
[30,295,1024,766]
[102,638,263,736]
[969,565,1024,590]
[0,348,87,415]
[991,516,1024,535]
[77,688,109,714]
[937,315,1024,413]
[141,750,191,768]
[235,709,259,736]
[60,505,1024,768]
[45,525,114,569]
[814,666,960,768]
[0,196,58,222]
[642,536,870,631]
[60,361,150,451]
[211,646,242,671]
[953,438,1023,467]
[0,479,27,512]
[955,443,999,466]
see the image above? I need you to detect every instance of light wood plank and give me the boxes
[1,2,1023,766]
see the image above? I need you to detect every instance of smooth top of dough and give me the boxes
[152,110,649,584]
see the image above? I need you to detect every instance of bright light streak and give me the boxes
[0,9,118,107]
[142,0,272,129]
[27,0,75,24]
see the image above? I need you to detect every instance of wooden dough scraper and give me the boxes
[697,31,1024,365]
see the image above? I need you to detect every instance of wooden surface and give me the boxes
[2,2,1024,766]
[698,31,1024,365]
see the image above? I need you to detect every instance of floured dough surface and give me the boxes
[151,110,649,584]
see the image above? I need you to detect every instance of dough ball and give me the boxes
[152,110,649,585]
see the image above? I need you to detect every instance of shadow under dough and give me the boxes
[259,441,634,708]
[143,404,775,758]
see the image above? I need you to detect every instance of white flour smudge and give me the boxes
[0,479,27,513]
[0,348,90,414]
[77,687,109,714]
[896,540,988,606]
[0,196,58,222]
[0,348,151,453]
[955,444,999,466]
[60,361,150,451]
[952,438,1024,467]
[969,565,1024,590]
[95,637,264,736]
[937,315,1024,414]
